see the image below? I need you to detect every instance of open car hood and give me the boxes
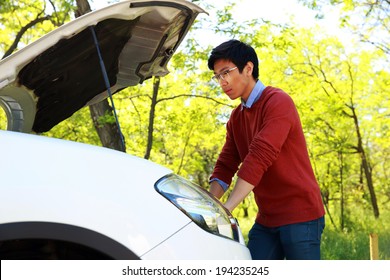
[0,0,205,133]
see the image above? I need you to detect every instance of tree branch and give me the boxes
[2,15,51,59]
[156,94,235,108]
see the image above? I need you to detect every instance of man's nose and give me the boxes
[219,78,228,86]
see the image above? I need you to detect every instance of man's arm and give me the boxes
[224,177,255,212]
[209,180,225,199]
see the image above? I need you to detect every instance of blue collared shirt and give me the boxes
[241,79,266,110]
[210,80,266,192]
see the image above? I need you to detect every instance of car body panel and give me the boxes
[0,130,251,259]
[0,130,191,257]
[142,222,252,260]
[0,222,140,259]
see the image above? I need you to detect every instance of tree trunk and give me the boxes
[89,101,126,151]
[144,76,160,159]
[338,151,345,230]
[350,105,380,218]
[75,0,125,152]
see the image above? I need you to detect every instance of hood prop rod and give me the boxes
[89,26,126,152]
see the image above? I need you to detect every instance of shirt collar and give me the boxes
[241,80,266,110]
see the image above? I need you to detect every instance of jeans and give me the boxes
[247,216,325,260]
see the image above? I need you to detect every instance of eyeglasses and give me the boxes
[211,67,238,83]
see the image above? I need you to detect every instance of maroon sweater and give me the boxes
[211,86,325,227]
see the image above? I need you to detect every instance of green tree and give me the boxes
[1,0,73,58]
[299,0,390,55]
[267,27,387,222]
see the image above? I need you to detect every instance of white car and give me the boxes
[0,0,251,260]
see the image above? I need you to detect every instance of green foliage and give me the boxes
[97,110,117,127]
[43,106,101,146]
[1,0,390,259]
[0,106,7,130]
[299,0,390,55]
[0,0,74,58]
[321,207,390,260]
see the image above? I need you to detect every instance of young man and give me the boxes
[208,39,325,260]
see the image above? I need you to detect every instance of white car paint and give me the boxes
[0,130,251,259]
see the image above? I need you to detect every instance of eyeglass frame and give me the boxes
[211,67,238,83]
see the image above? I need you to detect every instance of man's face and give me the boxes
[213,59,254,102]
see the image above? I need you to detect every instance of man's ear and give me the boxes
[246,62,254,75]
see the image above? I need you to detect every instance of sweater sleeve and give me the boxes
[237,90,296,186]
[210,116,241,187]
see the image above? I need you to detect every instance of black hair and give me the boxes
[207,39,259,80]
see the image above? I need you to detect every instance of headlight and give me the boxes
[155,174,240,242]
